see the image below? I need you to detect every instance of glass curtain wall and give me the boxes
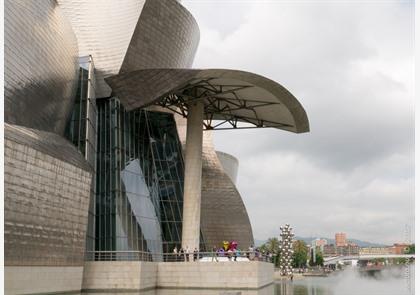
[96,98,202,260]
[65,55,97,252]
[67,80,207,260]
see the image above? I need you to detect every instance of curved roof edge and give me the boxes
[105,68,310,133]
[216,151,239,165]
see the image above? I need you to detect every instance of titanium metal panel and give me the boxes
[4,0,79,135]
[216,151,239,185]
[119,0,200,73]
[105,68,310,133]
[4,124,92,266]
[58,0,199,98]
[57,0,146,98]
[201,132,255,250]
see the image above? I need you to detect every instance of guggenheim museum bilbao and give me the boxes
[4,0,309,293]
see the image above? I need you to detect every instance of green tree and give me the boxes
[405,244,415,254]
[266,237,280,253]
[259,237,280,266]
[309,249,324,266]
[292,240,308,268]
[394,258,407,264]
[258,243,268,253]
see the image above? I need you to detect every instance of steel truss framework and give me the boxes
[156,78,295,131]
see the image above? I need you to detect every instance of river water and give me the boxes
[275,264,414,295]
[82,264,414,295]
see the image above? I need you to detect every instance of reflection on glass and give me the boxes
[65,55,97,252]
[93,97,205,258]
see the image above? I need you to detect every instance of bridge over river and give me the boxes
[323,254,414,265]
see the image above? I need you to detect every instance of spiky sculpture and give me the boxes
[279,224,294,276]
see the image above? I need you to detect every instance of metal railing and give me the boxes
[86,250,275,263]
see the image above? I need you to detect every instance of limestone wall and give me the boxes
[154,284,275,295]
[81,261,273,291]
[5,266,83,294]
[157,262,273,289]
[82,261,158,291]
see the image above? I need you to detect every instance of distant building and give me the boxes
[392,243,410,254]
[323,244,337,257]
[335,232,347,247]
[323,243,359,257]
[311,238,328,254]
[313,238,328,247]
[359,244,411,256]
[337,244,359,256]
[359,247,393,255]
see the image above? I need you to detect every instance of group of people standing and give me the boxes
[210,245,244,262]
[172,246,200,262]
[211,244,268,261]
[171,244,263,262]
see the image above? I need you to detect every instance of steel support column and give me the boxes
[181,101,204,251]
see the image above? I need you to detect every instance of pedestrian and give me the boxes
[218,247,225,259]
[212,245,218,262]
[227,248,233,261]
[246,245,254,260]
[180,247,185,262]
[248,244,254,260]
[234,248,239,261]
[193,248,198,261]
[173,246,178,262]
[185,246,189,262]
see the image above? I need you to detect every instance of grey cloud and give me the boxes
[183,0,414,244]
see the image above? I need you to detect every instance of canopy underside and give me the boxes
[105,69,310,133]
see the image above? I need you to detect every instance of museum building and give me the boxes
[4,0,309,293]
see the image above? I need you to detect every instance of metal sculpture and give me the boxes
[279,224,294,276]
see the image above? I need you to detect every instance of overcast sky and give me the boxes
[183,0,414,245]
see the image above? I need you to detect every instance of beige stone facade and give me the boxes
[82,261,273,291]
[5,266,84,294]
[157,262,273,289]
[82,261,158,291]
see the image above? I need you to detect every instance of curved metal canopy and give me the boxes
[105,69,309,133]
